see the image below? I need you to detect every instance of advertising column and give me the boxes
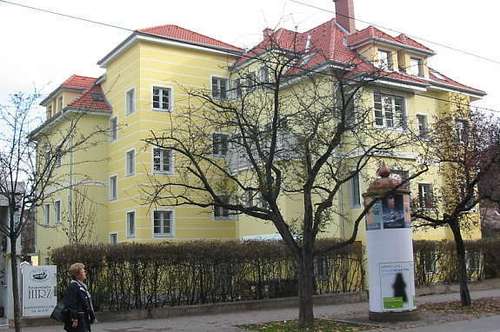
[363,164,418,321]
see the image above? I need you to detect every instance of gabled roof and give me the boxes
[40,75,97,106]
[61,75,96,90]
[138,24,244,53]
[347,26,435,55]
[66,83,112,112]
[98,24,243,67]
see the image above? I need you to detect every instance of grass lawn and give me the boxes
[240,319,372,332]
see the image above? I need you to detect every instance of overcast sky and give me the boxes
[1,0,499,114]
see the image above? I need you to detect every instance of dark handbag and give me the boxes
[50,302,68,322]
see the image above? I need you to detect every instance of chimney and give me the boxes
[263,28,273,38]
[334,0,356,33]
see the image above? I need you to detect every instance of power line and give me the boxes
[289,0,500,66]
[0,0,134,32]
[0,0,497,113]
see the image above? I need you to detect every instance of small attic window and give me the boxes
[91,93,105,102]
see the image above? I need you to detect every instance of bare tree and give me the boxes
[59,186,97,244]
[143,34,427,326]
[412,101,500,306]
[0,91,107,331]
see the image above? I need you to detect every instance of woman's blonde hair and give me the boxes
[69,263,85,279]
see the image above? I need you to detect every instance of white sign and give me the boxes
[22,265,57,317]
[379,262,416,312]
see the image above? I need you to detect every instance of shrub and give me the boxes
[51,240,364,312]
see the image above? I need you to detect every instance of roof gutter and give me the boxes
[29,108,111,140]
[98,32,243,68]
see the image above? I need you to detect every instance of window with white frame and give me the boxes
[126,88,135,115]
[212,133,228,157]
[47,105,53,117]
[126,149,135,176]
[152,86,171,111]
[373,92,406,128]
[409,57,424,77]
[126,211,135,238]
[44,204,50,225]
[153,210,173,237]
[153,148,173,174]
[109,175,117,200]
[418,183,434,208]
[456,119,469,144]
[351,173,361,208]
[54,200,61,224]
[377,49,393,70]
[212,77,228,99]
[109,233,118,244]
[214,195,232,219]
[110,117,118,142]
[417,114,429,138]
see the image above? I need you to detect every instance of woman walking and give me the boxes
[63,263,95,332]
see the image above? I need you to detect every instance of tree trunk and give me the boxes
[449,220,472,306]
[297,248,314,327]
[10,236,21,332]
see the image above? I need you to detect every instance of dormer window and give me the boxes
[47,105,53,118]
[409,57,424,77]
[377,50,393,71]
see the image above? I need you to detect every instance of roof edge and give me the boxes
[349,37,436,56]
[98,32,243,68]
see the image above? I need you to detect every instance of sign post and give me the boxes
[364,164,418,321]
[21,265,57,317]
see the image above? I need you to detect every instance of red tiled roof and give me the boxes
[61,75,97,90]
[138,24,243,53]
[236,20,482,95]
[347,26,435,55]
[67,83,112,112]
[429,68,486,96]
[347,26,401,48]
[395,34,434,54]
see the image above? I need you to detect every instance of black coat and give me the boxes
[63,280,95,332]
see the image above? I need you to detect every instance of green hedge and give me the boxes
[50,240,364,312]
[50,239,500,312]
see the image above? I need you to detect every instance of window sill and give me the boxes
[374,125,407,133]
[214,217,237,221]
[152,108,172,113]
[153,234,174,239]
[153,171,174,176]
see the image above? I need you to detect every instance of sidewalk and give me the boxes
[8,289,500,332]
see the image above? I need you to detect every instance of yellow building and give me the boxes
[33,4,485,261]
